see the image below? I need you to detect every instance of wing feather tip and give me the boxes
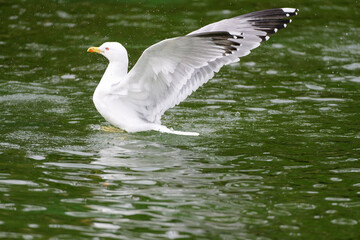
[281,8,299,13]
[260,35,270,42]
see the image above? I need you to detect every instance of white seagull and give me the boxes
[88,8,299,136]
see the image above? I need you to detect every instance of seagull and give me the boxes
[87,8,299,136]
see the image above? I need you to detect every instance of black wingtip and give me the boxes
[259,36,270,42]
[239,7,299,42]
[237,8,299,20]
[281,8,299,17]
[189,31,244,55]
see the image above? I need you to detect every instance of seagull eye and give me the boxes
[105,47,109,51]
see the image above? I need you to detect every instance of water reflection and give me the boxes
[40,133,268,238]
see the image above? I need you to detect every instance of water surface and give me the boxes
[0,0,360,239]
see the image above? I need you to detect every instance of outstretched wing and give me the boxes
[117,8,299,124]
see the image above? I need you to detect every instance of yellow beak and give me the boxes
[87,47,103,54]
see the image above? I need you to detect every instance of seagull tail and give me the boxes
[166,129,200,136]
[155,125,199,136]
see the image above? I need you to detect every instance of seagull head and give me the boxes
[87,42,127,62]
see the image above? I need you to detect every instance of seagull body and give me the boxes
[88,8,299,136]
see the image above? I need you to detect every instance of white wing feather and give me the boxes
[115,8,298,124]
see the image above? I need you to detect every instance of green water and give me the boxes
[1,0,360,239]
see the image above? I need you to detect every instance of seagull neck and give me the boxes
[101,60,128,84]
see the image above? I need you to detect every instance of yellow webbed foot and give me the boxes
[100,125,125,133]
